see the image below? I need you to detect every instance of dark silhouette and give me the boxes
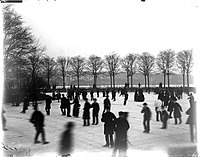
[123,92,128,105]
[57,92,61,102]
[66,96,72,117]
[82,98,91,126]
[141,103,151,133]
[101,108,116,147]
[112,111,130,157]
[173,101,183,125]
[72,96,80,118]
[30,106,49,144]
[21,96,29,113]
[59,122,75,156]
[60,94,67,116]
[161,106,169,129]
[2,107,7,131]
[111,89,116,101]
[90,90,94,101]
[103,95,111,114]
[91,98,100,125]
[45,96,52,115]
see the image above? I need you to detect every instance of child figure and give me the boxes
[161,106,169,129]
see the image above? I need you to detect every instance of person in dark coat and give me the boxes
[57,92,61,102]
[161,106,169,129]
[138,89,145,102]
[101,108,116,147]
[66,95,72,117]
[111,89,116,101]
[59,122,75,156]
[30,106,49,144]
[173,101,183,125]
[134,90,139,102]
[112,111,130,157]
[72,96,80,118]
[45,96,52,115]
[82,98,91,126]
[90,90,94,101]
[21,96,29,113]
[141,103,151,133]
[186,101,197,142]
[188,93,195,107]
[123,92,128,105]
[167,97,175,118]
[60,94,67,116]
[103,95,111,114]
[91,98,100,125]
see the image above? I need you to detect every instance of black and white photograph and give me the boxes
[1,0,200,156]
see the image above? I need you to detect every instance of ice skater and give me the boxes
[141,103,151,133]
[91,98,100,125]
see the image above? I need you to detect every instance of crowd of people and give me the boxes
[3,84,196,157]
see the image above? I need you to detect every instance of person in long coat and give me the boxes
[161,106,169,129]
[123,92,128,105]
[91,98,100,125]
[21,96,29,113]
[173,101,183,124]
[72,96,80,118]
[112,111,130,157]
[59,122,75,156]
[45,96,52,115]
[60,94,67,116]
[141,103,151,133]
[66,95,72,117]
[101,108,116,147]
[186,101,197,142]
[82,98,91,126]
[103,95,111,114]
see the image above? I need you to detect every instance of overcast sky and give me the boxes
[9,0,200,59]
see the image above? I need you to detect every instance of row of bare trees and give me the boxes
[3,5,194,101]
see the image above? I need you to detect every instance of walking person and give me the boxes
[123,92,128,105]
[141,103,152,133]
[59,122,75,156]
[161,106,169,129]
[45,96,52,116]
[101,108,116,147]
[30,106,49,144]
[103,95,111,114]
[60,94,67,116]
[66,95,72,117]
[72,96,80,118]
[91,98,100,125]
[112,111,130,157]
[173,100,183,125]
[2,107,7,131]
[82,98,91,126]
[21,96,29,113]
[154,99,162,121]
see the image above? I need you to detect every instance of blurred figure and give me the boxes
[21,96,29,113]
[101,108,116,147]
[112,111,130,157]
[2,107,7,131]
[123,92,128,106]
[161,106,169,129]
[59,122,75,156]
[66,95,72,117]
[30,106,49,144]
[186,101,197,143]
[103,95,111,114]
[45,96,52,115]
[141,103,152,133]
[82,98,91,126]
[173,100,183,125]
[60,94,67,116]
[188,93,195,107]
[91,98,100,125]
[154,99,162,121]
[72,96,80,118]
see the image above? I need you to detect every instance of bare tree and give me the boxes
[42,56,56,89]
[177,50,193,91]
[137,52,155,90]
[86,55,104,88]
[69,56,86,88]
[56,56,69,89]
[121,53,137,88]
[105,52,121,88]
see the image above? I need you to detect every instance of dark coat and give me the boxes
[161,110,169,122]
[104,98,111,110]
[45,97,52,109]
[141,106,151,120]
[101,111,116,134]
[186,102,196,125]
[114,117,130,149]
[60,97,67,108]
[167,101,174,112]
[173,102,182,118]
[92,102,100,115]
[30,110,44,127]
[82,102,91,119]
[72,98,80,117]
[59,129,73,155]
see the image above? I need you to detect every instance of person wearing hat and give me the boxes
[103,95,111,114]
[141,103,152,133]
[101,108,116,147]
[91,98,100,125]
[112,111,130,157]
[82,98,91,126]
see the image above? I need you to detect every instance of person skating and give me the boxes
[82,98,91,126]
[101,108,116,147]
[30,106,49,144]
[103,95,111,114]
[72,96,80,118]
[21,96,29,113]
[123,92,128,105]
[173,100,183,125]
[141,103,151,133]
[45,96,52,115]
[91,98,100,125]
[161,106,169,129]
[60,94,67,116]
[112,111,130,157]
[66,95,72,117]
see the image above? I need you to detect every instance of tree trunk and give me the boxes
[110,73,112,88]
[94,74,97,88]
[77,75,80,88]
[187,71,190,94]
[47,75,50,89]
[167,72,170,88]
[182,73,185,88]
[131,75,133,88]
[113,73,115,88]
[126,72,129,85]
[147,74,150,93]
[144,75,147,88]
[62,72,65,89]
[163,73,166,88]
